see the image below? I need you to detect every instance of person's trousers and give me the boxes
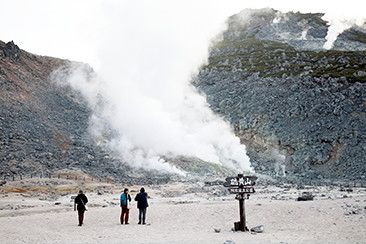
[121,206,130,224]
[138,208,147,224]
[78,210,85,225]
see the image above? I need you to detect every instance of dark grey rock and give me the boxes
[251,225,264,233]
[214,228,221,233]
[297,192,314,201]
[3,41,21,60]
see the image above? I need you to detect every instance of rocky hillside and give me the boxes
[0,41,148,183]
[193,9,366,182]
[0,41,231,184]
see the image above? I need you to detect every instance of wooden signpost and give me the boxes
[223,174,257,232]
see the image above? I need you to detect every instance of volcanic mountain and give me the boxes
[1,8,366,185]
[193,8,366,182]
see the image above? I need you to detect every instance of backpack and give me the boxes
[120,193,127,206]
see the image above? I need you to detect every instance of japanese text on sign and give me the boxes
[229,187,255,194]
[223,175,257,187]
[230,177,253,186]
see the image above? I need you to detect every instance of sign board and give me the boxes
[223,174,257,232]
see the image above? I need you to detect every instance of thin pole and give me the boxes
[239,198,246,231]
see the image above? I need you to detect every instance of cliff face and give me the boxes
[193,9,366,181]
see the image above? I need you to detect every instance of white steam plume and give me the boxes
[53,1,252,174]
[323,14,366,49]
[47,1,366,175]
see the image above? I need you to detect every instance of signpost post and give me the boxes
[224,174,257,232]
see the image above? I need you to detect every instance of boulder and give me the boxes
[297,192,314,201]
[3,41,21,60]
[251,225,264,233]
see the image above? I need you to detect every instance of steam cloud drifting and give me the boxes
[53,2,252,174]
[323,16,366,49]
[50,1,365,174]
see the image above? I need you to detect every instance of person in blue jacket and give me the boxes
[120,188,131,224]
[134,187,149,224]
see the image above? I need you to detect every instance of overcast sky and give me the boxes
[1,0,365,69]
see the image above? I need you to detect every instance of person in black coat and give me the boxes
[134,187,148,224]
[74,190,88,226]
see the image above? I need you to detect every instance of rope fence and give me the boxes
[1,173,116,184]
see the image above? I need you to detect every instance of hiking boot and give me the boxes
[138,222,141,225]
[125,222,129,225]
[142,222,146,225]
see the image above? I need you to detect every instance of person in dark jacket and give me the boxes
[120,188,132,224]
[134,187,148,224]
[74,190,88,226]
